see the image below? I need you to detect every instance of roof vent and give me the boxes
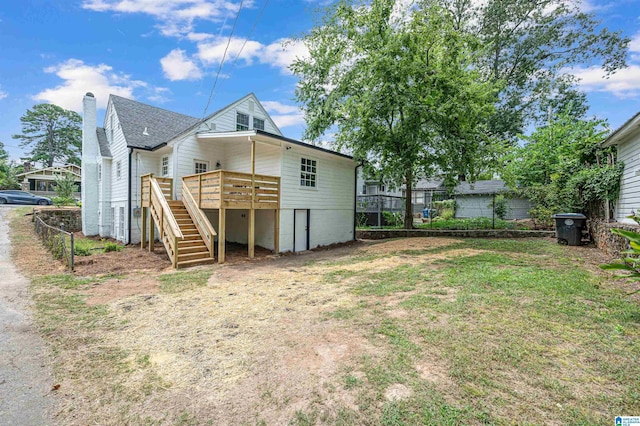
[142,127,149,136]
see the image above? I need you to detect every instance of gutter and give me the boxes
[127,148,133,244]
[354,162,364,241]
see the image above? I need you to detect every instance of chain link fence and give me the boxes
[34,214,75,270]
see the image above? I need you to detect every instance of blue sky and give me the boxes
[0,0,639,163]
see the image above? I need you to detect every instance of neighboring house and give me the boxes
[17,164,82,199]
[453,180,530,220]
[81,92,356,267]
[356,172,531,220]
[602,112,640,224]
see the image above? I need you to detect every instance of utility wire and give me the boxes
[201,0,245,119]
[229,0,270,69]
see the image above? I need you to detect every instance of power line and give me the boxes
[229,0,270,69]
[201,0,245,119]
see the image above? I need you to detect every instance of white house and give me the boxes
[81,92,356,267]
[602,112,640,223]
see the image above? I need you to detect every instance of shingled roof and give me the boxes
[110,95,199,150]
[455,180,509,195]
[96,127,111,157]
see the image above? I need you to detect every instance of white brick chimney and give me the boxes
[81,92,99,236]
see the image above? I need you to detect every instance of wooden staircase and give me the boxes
[168,201,215,268]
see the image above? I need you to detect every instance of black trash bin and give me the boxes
[552,213,587,246]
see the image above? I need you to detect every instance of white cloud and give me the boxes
[82,0,244,38]
[262,100,300,115]
[33,59,151,111]
[160,49,203,81]
[260,38,309,74]
[0,87,7,100]
[262,100,304,128]
[572,64,640,99]
[197,36,263,66]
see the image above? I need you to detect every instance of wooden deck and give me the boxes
[182,170,280,210]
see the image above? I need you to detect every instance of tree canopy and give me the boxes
[0,142,20,190]
[12,103,82,168]
[503,111,622,225]
[292,0,498,228]
[439,0,629,139]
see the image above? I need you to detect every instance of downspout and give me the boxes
[354,162,364,241]
[127,148,133,244]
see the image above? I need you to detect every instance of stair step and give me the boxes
[178,240,207,247]
[177,257,216,268]
[179,245,208,254]
[183,234,204,241]
[178,251,212,262]
[168,201,183,206]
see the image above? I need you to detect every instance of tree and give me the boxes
[438,0,629,140]
[503,111,622,225]
[0,142,20,190]
[12,104,82,167]
[292,0,497,228]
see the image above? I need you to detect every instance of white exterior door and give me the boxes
[294,209,308,252]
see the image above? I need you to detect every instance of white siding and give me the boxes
[106,103,130,242]
[201,95,281,135]
[98,158,112,237]
[172,134,225,196]
[278,145,355,252]
[616,137,640,223]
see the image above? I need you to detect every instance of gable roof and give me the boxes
[602,111,640,147]
[110,95,199,150]
[96,127,112,157]
[455,180,508,195]
[17,164,81,178]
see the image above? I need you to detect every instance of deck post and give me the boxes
[249,139,256,258]
[218,208,226,263]
[149,209,155,252]
[141,207,147,249]
[274,209,279,254]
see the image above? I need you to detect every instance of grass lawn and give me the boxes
[10,207,640,425]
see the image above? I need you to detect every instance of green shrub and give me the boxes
[433,199,456,219]
[491,195,509,220]
[103,241,123,253]
[52,196,76,207]
[73,239,93,256]
[382,211,403,227]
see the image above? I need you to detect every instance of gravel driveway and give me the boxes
[0,205,55,424]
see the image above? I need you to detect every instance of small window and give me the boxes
[116,161,121,180]
[236,112,249,131]
[119,206,125,239]
[98,164,102,181]
[362,185,367,195]
[194,160,208,175]
[253,117,265,131]
[300,158,317,188]
[161,156,169,176]
[379,184,385,192]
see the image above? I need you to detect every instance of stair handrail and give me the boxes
[150,177,184,239]
[181,181,216,256]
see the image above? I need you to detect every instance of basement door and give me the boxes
[294,209,309,252]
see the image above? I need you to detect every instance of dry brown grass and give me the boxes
[10,210,640,425]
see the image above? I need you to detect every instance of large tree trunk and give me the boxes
[404,171,413,229]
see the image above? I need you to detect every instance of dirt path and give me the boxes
[0,206,55,424]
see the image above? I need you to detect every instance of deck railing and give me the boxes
[182,170,280,210]
[141,174,172,207]
[146,175,183,268]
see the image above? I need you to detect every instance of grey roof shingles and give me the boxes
[96,127,112,157]
[110,95,199,150]
[455,180,508,195]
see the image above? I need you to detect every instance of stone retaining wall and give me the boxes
[34,207,82,233]
[588,219,638,259]
[357,229,555,240]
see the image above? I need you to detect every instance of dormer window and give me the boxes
[236,112,249,131]
[253,117,265,131]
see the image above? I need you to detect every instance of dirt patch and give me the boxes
[415,359,451,385]
[10,210,66,277]
[85,274,160,306]
[384,383,412,401]
[359,237,460,255]
[73,246,172,276]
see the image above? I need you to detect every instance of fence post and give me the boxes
[70,232,74,271]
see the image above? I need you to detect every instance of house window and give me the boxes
[253,117,265,131]
[98,164,102,181]
[379,184,385,192]
[161,156,169,176]
[194,160,208,174]
[116,161,121,180]
[362,185,367,195]
[300,158,317,188]
[236,112,249,131]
